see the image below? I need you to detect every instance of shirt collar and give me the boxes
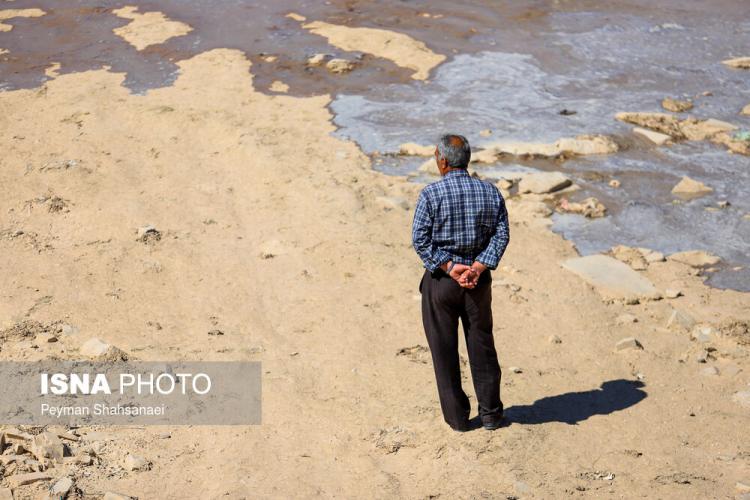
[444,168,470,179]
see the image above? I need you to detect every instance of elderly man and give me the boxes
[412,134,510,432]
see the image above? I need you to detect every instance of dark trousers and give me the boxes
[420,268,503,430]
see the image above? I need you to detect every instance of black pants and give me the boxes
[420,268,502,430]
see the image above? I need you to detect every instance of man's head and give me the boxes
[435,134,471,175]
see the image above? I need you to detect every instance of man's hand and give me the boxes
[445,262,471,283]
[459,262,488,289]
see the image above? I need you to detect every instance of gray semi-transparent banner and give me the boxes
[0,361,261,425]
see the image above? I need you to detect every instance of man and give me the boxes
[412,134,510,432]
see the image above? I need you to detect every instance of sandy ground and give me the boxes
[1,11,749,500]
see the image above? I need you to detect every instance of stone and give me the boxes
[732,390,750,408]
[483,135,617,158]
[50,476,75,497]
[561,255,661,301]
[611,245,649,271]
[123,453,150,471]
[59,324,78,336]
[669,250,721,267]
[615,337,643,351]
[637,247,666,263]
[661,97,693,113]
[696,349,709,363]
[6,471,53,488]
[307,53,331,66]
[633,127,673,145]
[616,313,638,325]
[103,493,135,500]
[479,129,492,137]
[497,178,513,190]
[722,56,750,69]
[136,225,161,243]
[616,112,683,138]
[375,196,409,211]
[742,103,750,115]
[665,288,682,299]
[548,335,562,344]
[671,176,713,197]
[691,325,714,343]
[518,172,572,194]
[509,366,523,374]
[666,309,696,330]
[31,431,64,464]
[398,143,433,156]
[557,197,607,218]
[701,365,719,376]
[326,58,355,74]
[608,179,621,188]
[79,337,112,357]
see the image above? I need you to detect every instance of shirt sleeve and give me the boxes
[412,190,451,272]
[474,190,510,270]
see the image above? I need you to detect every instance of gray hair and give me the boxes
[436,134,471,169]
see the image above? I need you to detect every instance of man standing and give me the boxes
[412,134,510,432]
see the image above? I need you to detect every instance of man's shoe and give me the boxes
[482,417,504,431]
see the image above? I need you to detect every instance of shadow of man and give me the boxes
[503,379,647,426]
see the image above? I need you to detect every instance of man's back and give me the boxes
[412,168,509,272]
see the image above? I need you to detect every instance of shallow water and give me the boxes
[332,10,750,291]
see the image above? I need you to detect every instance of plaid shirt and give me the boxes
[412,169,510,272]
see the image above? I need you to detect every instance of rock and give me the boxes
[509,366,522,374]
[31,431,64,464]
[633,127,673,145]
[665,288,682,299]
[637,247,666,263]
[479,129,492,137]
[680,118,737,140]
[307,53,332,66]
[662,98,693,113]
[59,324,78,336]
[615,337,643,351]
[722,56,750,69]
[610,245,649,271]
[742,103,750,115]
[695,349,710,363]
[50,477,75,497]
[616,313,638,325]
[6,471,53,488]
[616,112,683,138]
[326,58,355,74]
[508,199,553,220]
[517,172,572,194]
[398,143,433,156]
[666,309,696,330]
[103,493,135,500]
[557,197,607,218]
[471,149,498,163]
[497,178,513,190]
[737,480,750,492]
[701,365,719,376]
[79,337,112,357]
[548,334,562,344]
[608,179,621,188]
[483,134,618,158]
[417,158,439,176]
[669,250,721,267]
[671,176,713,197]
[123,453,150,471]
[732,390,750,408]
[561,254,661,302]
[136,225,161,243]
[375,196,409,211]
[691,325,714,343]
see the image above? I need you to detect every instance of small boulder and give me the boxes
[671,176,713,197]
[666,309,696,331]
[615,337,643,351]
[31,432,64,465]
[610,245,649,271]
[326,58,355,74]
[561,254,661,302]
[637,247,666,263]
[398,143,434,156]
[722,57,750,69]
[633,127,673,145]
[669,250,721,267]
[661,98,693,113]
[49,477,75,498]
[123,453,151,471]
[518,172,572,194]
[307,53,331,66]
[742,103,750,116]
[691,325,714,343]
[557,197,607,218]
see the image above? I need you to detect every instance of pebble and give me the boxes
[123,453,150,471]
[548,335,562,344]
[509,366,523,374]
[666,309,696,331]
[326,58,355,74]
[616,313,638,325]
[665,288,682,299]
[608,179,621,188]
[615,337,643,351]
[696,350,710,363]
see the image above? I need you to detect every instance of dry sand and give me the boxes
[112,6,193,51]
[1,24,749,500]
[0,8,45,32]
